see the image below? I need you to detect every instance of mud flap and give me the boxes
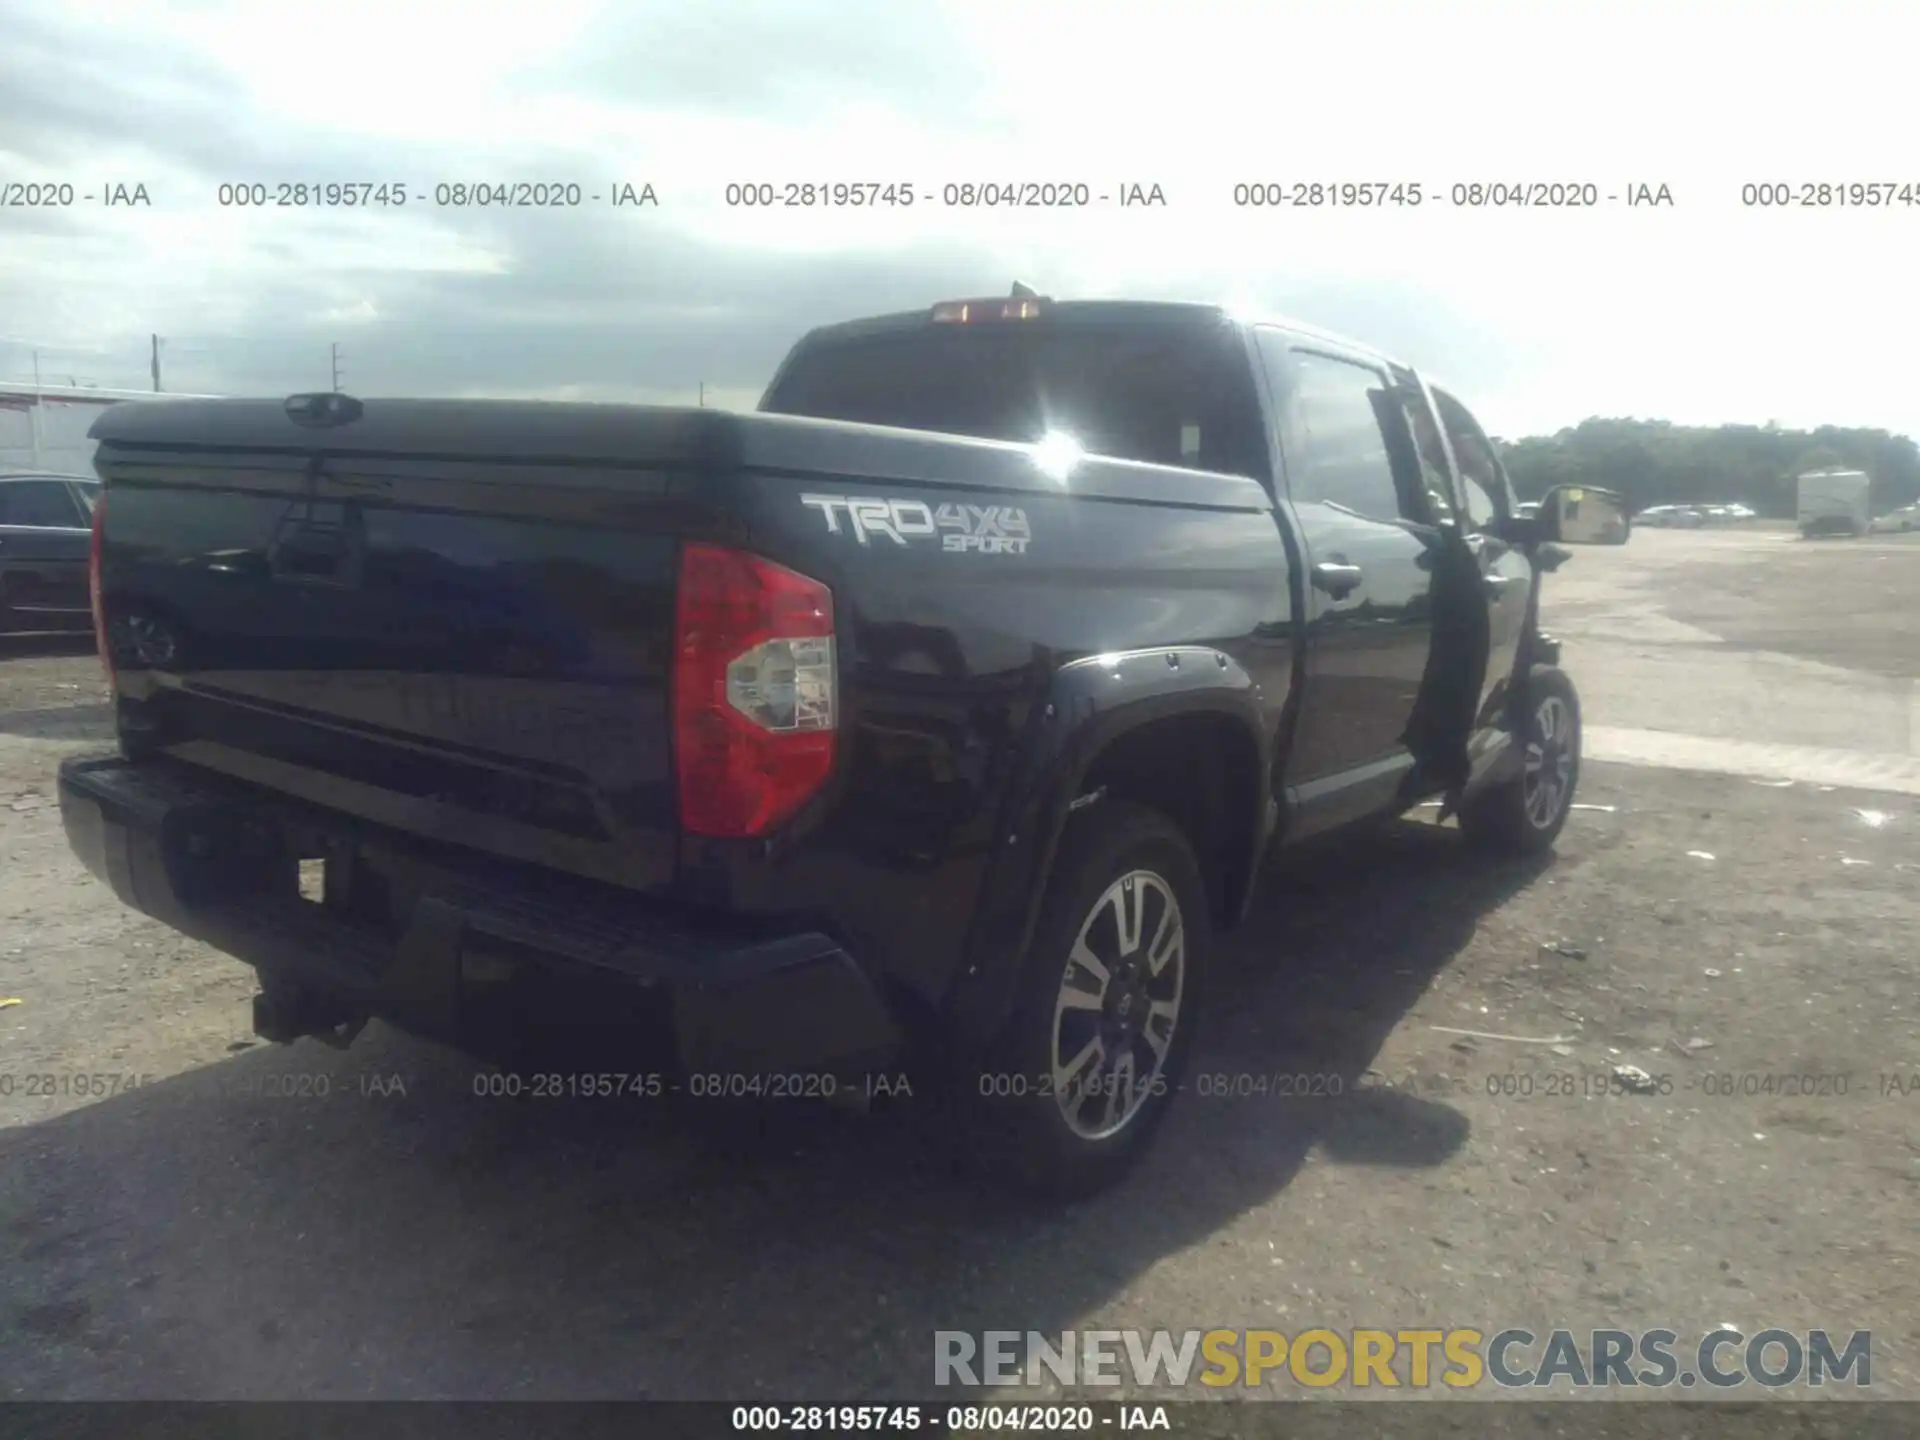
[1402,526,1491,812]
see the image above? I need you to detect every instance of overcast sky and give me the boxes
[1,0,1915,439]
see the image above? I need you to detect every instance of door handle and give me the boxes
[1310,561,1364,599]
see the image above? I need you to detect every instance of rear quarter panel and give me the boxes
[711,417,1296,1020]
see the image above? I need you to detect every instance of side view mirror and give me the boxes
[1535,484,1630,545]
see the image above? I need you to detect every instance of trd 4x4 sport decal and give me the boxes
[799,494,1032,555]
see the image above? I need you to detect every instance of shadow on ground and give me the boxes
[0,703,111,744]
[1,820,1549,1400]
[0,632,95,659]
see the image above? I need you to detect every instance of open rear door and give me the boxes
[1427,386,1532,760]
[1353,370,1493,802]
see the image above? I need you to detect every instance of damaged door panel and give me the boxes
[1377,371,1491,804]
[1431,386,1531,750]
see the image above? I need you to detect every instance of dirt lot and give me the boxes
[2,530,1918,1405]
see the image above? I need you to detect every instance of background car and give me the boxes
[1869,502,1920,533]
[1636,504,1707,528]
[0,472,99,633]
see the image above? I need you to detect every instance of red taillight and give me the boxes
[89,492,113,684]
[672,542,836,838]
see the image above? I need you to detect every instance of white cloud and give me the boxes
[318,298,383,325]
[2,0,1917,437]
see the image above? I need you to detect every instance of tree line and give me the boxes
[1493,418,1920,516]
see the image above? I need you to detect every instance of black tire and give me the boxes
[1458,665,1581,855]
[952,801,1210,1200]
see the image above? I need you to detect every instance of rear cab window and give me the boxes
[760,309,1271,483]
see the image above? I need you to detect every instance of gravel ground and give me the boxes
[1,529,1917,1408]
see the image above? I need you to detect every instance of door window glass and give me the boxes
[0,480,86,527]
[1432,390,1505,528]
[1264,340,1408,521]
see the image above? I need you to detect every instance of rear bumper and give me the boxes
[58,753,903,1078]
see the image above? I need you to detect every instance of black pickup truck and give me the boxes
[59,290,1627,1196]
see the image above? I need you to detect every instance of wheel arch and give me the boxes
[944,646,1274,1051]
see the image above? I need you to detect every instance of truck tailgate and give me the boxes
[88,398,723,893]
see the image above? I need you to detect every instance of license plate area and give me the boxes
[159,804,288,908]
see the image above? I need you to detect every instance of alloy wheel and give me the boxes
[1523,693,1575,830]
[1050,870,1185,1141]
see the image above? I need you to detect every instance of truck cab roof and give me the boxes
[784,298,1401,372]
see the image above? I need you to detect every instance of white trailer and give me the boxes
[1797,469,1871,537]
[0,382,221,478]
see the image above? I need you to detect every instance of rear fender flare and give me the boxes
[945,646,1274,1051]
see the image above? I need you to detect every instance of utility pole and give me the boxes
[29,349,43,469]
[151,333,162,392]
[698,381,706,407]
[330,342,342,391]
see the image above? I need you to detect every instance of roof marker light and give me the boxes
[929,291,1049,323]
